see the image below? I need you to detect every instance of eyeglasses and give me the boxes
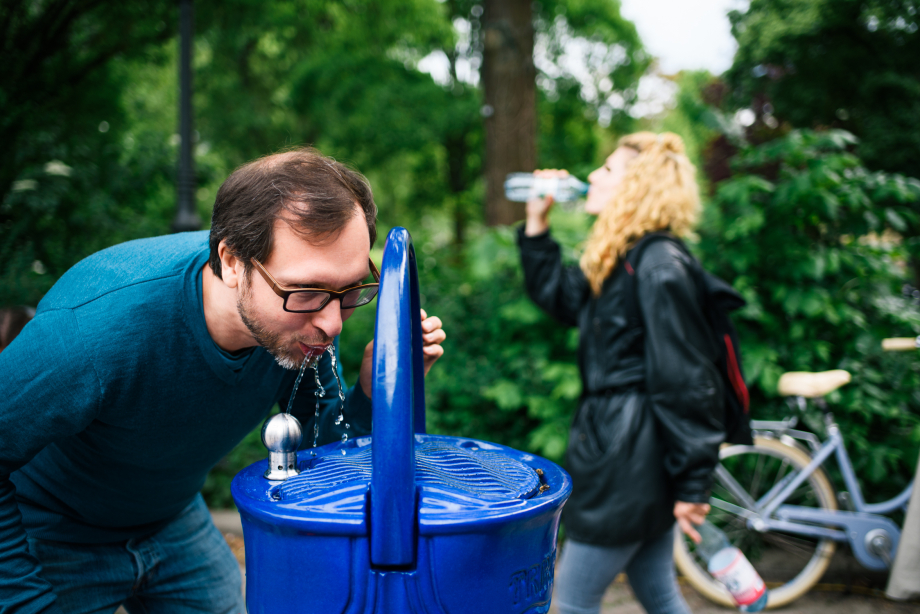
[252,258,380,313]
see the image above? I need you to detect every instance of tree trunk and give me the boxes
[482,0,536,227]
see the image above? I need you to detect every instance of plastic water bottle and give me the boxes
[504,173,589,202]
[695,521,768,612]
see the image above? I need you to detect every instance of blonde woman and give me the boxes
[519,133,725,614]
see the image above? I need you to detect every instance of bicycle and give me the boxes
[673,336,918,609]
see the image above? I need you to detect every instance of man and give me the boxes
[0,148,446,613]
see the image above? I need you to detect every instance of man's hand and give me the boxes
[674,501,710,544]
[358,309,446,399]
[419,309,446,373]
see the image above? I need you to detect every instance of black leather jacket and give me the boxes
[518,228,725,546]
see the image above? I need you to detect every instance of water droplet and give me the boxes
[341,434,348,443]
[284,355,311,414]
[327,345,348,430]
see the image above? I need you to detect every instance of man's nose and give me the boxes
[309,298,344,339]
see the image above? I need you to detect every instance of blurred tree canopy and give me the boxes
[0,1,176,197]
[725,0,920,177]
[0,1,180,305]
[479,0,648,225]
[3,0,919,510]
[1,0,648,308]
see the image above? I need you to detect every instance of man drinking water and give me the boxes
[0,148,446,613]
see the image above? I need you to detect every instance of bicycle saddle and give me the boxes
[777,369,851,398]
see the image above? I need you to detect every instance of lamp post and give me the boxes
[173,0,201,232]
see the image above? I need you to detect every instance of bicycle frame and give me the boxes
[713,414,912,571]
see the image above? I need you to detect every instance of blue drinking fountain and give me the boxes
[232,227,572,614]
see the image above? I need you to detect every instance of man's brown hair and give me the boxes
[208,147,377,278]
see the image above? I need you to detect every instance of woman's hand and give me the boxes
[674,501,711,544]
[524,169,569,236]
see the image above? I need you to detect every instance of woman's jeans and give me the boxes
[25,494,245,614]
[554,525,691,614]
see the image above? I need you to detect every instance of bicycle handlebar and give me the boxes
[882,337,919,351]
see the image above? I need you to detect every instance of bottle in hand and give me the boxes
[695,521,769,612]
[504,173,589,203]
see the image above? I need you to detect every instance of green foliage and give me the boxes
[537,83,608,179]
[695,129,920,499]
[417,212,590,462]
[0,1,176,196]
[0,40,227,307]
[336,213,591,466]
[0,55,175,306]
[726,0,920,177]
[194,0,455,168]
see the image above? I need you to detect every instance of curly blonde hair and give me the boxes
[579,132,700,295]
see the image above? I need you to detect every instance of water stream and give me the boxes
[327,346,349,442]
[282,346,350,453]
[311,360,326,451]
[284,355,313,414]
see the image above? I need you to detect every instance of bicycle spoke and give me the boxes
[714,464,759,510]
[774,458,791,487]
[757,460,798,509]
[761,531,821,557]
[750,452,767,498]
[678,438,837,607]
[710,497,756,519]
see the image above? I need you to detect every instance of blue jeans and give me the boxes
[26,494,244,614]
[553,525,691,614]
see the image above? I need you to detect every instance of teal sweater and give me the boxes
[0,231,372,612]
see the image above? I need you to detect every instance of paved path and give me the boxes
[573,576,920,614]
[119,510,920,613]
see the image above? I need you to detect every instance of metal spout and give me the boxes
[262,413,303,481]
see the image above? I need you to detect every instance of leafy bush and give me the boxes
[415,214,590,462]
[695,129,920,499]
[339,213,593,463]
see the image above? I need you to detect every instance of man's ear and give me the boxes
[218,239,244,289]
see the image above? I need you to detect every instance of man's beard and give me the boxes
[237,291,303,371]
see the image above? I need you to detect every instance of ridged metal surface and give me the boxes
[280,440,540,502]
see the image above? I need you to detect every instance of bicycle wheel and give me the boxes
[674,436,837,609]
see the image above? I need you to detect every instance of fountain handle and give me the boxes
[370,227,426,567]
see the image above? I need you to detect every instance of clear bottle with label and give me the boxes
[504,173,589,203]
[695,521,769,612]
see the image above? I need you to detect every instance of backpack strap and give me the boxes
[624,232,754,441]
[623,231,687,327]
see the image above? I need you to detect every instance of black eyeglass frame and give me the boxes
[251,258,380,313]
